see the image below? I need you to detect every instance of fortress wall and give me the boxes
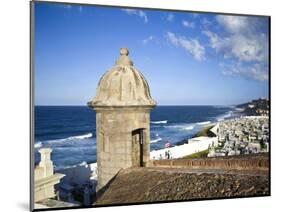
[151,155,269,170]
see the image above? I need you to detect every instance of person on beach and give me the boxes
[167,150,171,159]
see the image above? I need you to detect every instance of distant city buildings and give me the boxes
[237,98,269,116]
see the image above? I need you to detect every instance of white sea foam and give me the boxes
[196,121,211,125]
[68,133,93,140]
[164,123,194,130]
[79,161,88,166]
[181,126,194,131]
[34,142,42,148]
[235,107,244,112]
[52,146,96,151]
[151,137,162,143]
[164,124,183,129]
[40,133,94,145]
[216,111,233,121]
[151,120,168,124]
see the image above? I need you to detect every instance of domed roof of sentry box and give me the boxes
[89,48,156,107]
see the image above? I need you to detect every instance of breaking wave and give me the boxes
[181,125,194,131]
[151,120,168,124]
[196,121,211,125]
[216,111,233,121]
[67,133,93,140]
[37,133,94,145]
[34,142,42,148]
[164,124,195,131]
[151,137,162,143]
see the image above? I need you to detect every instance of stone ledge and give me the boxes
[150,153,269,171]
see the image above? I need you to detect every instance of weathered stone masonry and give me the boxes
[151,154,269,170]
[89,48,156,190]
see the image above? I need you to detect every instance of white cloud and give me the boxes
[220,62,268,81]
[201,18,212,28]
[122,9,148,23]
[206,16,268,62]
[166,32,205,61]
[59,4,72,10]
[204,29,267,62]
[202,30,223,50]
[182,20,195,28]
[60,4,83,13]
[167,14,174,22]
[139,11,148,23]
[122,9,137,15]
[203,15,268,81]
[65,5,72,9]
[166,32,178,45]
[216,15,249,33]
[230,34,267,62]
[78,6,83,13]
[142,35,154,44]
[192,13,199,18]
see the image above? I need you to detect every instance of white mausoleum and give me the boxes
[34,148,65,203]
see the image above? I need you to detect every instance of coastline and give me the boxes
[175,124,217,146]
[56,122,220,177]
[50,103,266,172]
[150,123,219,160]
[52,113,269,205]
[56,112,269,172]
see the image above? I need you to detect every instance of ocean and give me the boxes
[34,105,236,170]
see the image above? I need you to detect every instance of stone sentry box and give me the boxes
[88,48,156,191]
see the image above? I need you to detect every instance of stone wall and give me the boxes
[150,136,218,160]
[151,154,269,170]
[95,107,152,190]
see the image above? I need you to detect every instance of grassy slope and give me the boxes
[192,125,216,138]
[182,149,209,159]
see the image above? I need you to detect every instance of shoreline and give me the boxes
[36,105,238,170]
[55,122,220,172]
[54,114,269,189]
[53,108,266,172]
[150,123,219,160]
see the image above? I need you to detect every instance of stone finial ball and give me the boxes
[120,48,129,56]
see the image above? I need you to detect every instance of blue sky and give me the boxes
[34,2,269,106]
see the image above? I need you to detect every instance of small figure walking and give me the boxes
[167,150,171,159]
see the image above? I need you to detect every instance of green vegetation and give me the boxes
[192,125,216,138]
[260,141,267,150]
[237,98,269,116]
[182,149,209,159]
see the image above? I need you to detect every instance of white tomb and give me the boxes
[34,148,65,202]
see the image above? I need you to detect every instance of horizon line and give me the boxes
[34,104,236,107]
